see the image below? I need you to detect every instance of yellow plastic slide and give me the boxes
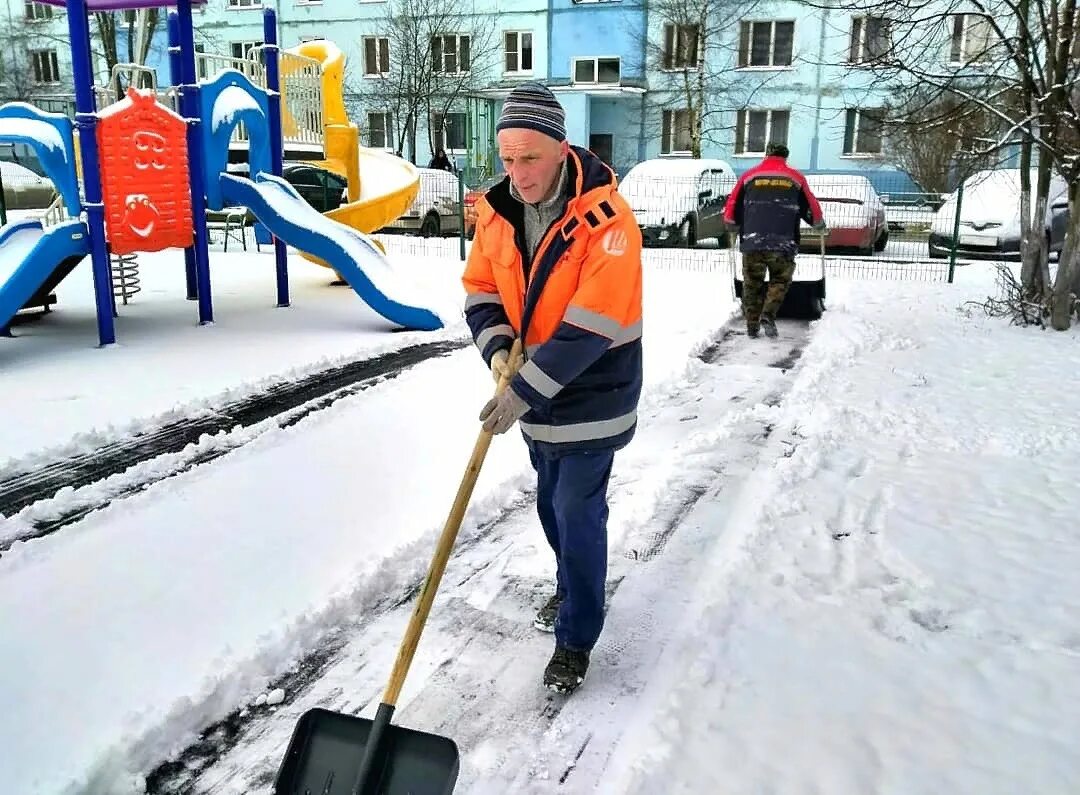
[283,41,419,264]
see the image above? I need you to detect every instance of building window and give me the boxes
[949,14,992,64]
[227,0,262,9]
[431,111,467,151]
[849,16,890,63]
[362,37,390,76]
[735,108,790,155]
[737,20,794,68]
[230,41,263,60]
[24,1,52,20]
[194,43,208,79]
[504,31,533,74]
[432,34,470,74]
[572,56,620,84]
[661,108,695,153]
[367,112,393,149]
[662,23,700,69]
[30,50,60,83]
[843,108,884,155]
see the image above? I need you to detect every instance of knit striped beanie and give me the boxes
[496,82,566,142]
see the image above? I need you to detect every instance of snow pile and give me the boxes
[212,85,263,132]
[603,270,1080,794]
[0,113,66,153]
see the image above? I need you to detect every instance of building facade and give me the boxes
[0,0,1002,190]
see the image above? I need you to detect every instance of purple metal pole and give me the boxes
[263,8,290,307]
[65,0,115,346]
[168,12,198,301]
[176,0,213,324]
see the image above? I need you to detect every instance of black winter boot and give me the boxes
[534,591,562,633]
[543,645,590,694]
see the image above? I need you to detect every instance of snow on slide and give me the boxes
[218,173,458,331]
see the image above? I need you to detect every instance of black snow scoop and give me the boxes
[273,340,524,795]
[732,231,828,320]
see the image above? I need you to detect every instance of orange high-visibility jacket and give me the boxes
[463,146,643,455]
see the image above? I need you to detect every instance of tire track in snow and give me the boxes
[0,339,467,554]
[144,317,814,794]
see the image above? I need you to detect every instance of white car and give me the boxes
[382,167,462,237]
[928,168,1068,259]
[619,157,735,247]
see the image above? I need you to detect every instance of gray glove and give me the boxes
[479,386,530,434]
[489,347,524,384]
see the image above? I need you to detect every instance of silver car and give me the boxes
[1,161,57,211]
[382,167,463,237]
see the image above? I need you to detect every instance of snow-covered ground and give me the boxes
[1,235,1078,795]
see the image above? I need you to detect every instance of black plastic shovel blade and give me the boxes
[274,707,460,795]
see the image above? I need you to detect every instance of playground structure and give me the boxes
[0,0,441,345]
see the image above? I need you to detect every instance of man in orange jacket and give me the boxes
[462,82,643,695]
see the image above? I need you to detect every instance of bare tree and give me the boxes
[93,10,162,94]
[0,15,45,103]
[346,0,495,163]
[806,0,1080,327]
[635,0,780,157]
[883,86,1012,193]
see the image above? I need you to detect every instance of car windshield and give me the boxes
[619,177,688,211]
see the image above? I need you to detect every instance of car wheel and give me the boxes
[420,213,440,238]
[682,215,698,247]
[873,227,889,252]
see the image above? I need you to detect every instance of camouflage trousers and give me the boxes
[742,251,796,327]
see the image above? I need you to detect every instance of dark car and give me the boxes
[280,162,348,213]
[224,161,348,215]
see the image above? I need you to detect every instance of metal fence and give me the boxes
[401,166,972,284]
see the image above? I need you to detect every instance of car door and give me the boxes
[1049,198,1069,252]
[695,169,729,241]
[314,168,348,212]
[283,166,324,210]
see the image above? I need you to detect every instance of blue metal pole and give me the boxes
[168,12,198,302]
[263,8,290,307]
[65,0,115,346]
[176,0,213,324]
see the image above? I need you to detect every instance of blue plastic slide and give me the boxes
[0,219,90,330]
[218,173,446,331]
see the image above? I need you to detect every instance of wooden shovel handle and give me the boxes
[382,337,523,707]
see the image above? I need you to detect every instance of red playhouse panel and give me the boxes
[97,87,194,255]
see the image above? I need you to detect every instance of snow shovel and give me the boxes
[273,339,524,795]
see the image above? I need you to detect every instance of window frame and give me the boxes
[737,20,796,69]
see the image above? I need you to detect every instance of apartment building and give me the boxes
[0,0,1007,186]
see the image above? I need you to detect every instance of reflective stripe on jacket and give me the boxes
[723,156,824,257]
[462,145,644,455]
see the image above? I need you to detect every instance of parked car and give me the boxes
[800,174,889,254]
[928,168,1069,259]
[619,157,735,247]
[1,161,57,211]
[463,173,505,239]
[279,162,348,213]
[1049,196,1071,252]
[381,167,462,237]
[224,161,348,215]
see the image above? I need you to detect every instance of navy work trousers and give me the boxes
[528,445,616,652]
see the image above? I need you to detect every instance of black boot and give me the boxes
[543,645,590,694]
[533,591,562,633]
[761,316,778,338]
